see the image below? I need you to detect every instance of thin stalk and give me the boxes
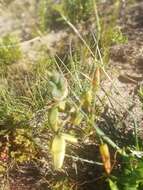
[61,14,96,59]
[133,119,139,151]
[94,125,120,151]
[65,154,103,166]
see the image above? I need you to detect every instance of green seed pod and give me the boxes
[51,135,66,170]
[48,107,59,132]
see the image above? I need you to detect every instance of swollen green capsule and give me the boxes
[51,135,66,170]
[48,107,59,132]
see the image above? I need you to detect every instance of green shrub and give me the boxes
[61,0,94,24]
[37,0,62,33]
[36,0,95,32]
[0,34,22,65]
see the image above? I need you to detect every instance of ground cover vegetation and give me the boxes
[0,0,143,189]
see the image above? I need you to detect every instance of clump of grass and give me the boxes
[36,0,94,33]
[61,0,94,24]
[37,0,62,33]
[37,0,48,33]
[0,34,22,65]
[0,81,37,171]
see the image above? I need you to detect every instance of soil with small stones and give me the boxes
[0,0,143,189]
[109,0,143,136]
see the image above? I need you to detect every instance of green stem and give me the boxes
[133,119,139,151]
[94,126,120,151]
